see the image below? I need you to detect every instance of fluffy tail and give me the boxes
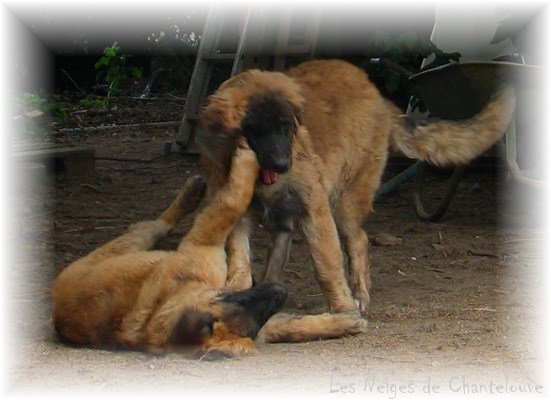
[259,312,367,343]
[390,84,516,166]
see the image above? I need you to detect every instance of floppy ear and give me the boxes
[282,78,304,128]
[197,96,241,168]
[169,311,216,346]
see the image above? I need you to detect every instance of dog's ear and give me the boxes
[169,311,216,346]
[283,79,304,128]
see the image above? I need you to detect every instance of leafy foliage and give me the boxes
[16,93,66,117]
[95,42,143,97]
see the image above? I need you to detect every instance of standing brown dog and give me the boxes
[198,59,516,315]
[52,142,367,359]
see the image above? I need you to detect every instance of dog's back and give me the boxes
[287,59,393,196]
[287,58,515,190]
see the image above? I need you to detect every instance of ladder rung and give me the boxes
[202,53,237,62]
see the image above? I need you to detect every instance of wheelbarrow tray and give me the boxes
[408,61,544,119]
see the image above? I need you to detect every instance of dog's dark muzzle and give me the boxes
[220,282,288,337]
[257,152,292,185]
[266,156,291,174]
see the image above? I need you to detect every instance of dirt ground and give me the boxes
[6,96,548,398]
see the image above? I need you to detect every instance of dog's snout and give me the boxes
[272,282,288,303]
[261,282,288,302]
[270,157,291,173]
[254,282,288,311]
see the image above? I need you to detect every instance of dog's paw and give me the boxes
[233,145,257,165]
[235,136,251,150]
[335,311,368,336]
[225,272,253,291]
[353,289,371,316]
[231,144,259,181]
[349,313,369,335]
[233,137,256,161]
[198,338,256,361]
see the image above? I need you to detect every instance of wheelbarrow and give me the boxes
[373,58,545,221]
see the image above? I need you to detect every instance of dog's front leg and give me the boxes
[300,193,357,313]
[225,217,253,290]
[262,229,293,283]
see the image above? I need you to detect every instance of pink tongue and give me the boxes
[260,169,279,185]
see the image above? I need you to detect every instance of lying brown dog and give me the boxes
[52,143,366,359]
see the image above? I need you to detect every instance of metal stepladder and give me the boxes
[176,6,320,153]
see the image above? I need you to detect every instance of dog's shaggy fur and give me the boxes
[52,143,367,359]
[198,59,516,314]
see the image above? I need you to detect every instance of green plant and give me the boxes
[95,41,143,97]
[16,92,66,117]
[80,98,108,108]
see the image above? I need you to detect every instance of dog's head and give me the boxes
[240,92,301,185]
[169,282,287,360]
[198,70,304,185]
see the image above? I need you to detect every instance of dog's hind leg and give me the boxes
[260,312,367,343]
[83,175,206,265]
[334,147,387,312]
[157,175,207,227]
[262,229,293,283]
[334,153,388,313]
[300,190,357,313]
[334,202,371,313]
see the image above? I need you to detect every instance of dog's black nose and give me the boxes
[255,282,288,309]
[264,282,288,301]
[270,157,291,173]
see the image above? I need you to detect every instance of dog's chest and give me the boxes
[250,184,306,232]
